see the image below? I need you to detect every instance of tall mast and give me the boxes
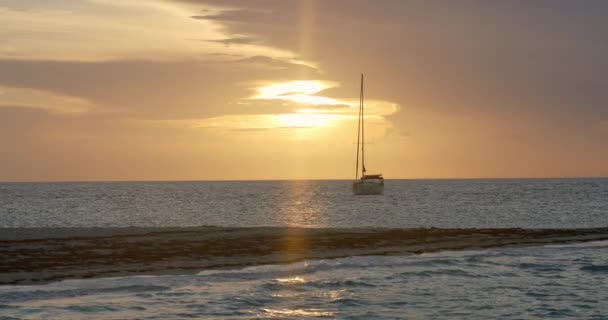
[361,73,365,177]
[355,74,362,180]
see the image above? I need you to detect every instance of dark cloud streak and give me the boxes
[179,0,608,126]
[0,57,320,119]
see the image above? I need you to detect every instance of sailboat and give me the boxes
[353,74,384,195]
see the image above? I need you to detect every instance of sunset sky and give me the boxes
[1,0,607,181]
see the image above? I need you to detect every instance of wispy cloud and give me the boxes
[204,36,259,46]
[0,86,94,114]
[0,0,301,63]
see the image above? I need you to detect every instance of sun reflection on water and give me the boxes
[276,181,328,227]
[261,308,334,317]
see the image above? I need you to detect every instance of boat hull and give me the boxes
[352,180,384,195]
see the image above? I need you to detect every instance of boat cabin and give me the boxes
[361,174,384,179]
[361,174,383,180]
[359,174,384,187]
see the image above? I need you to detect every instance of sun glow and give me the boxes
[153,79,397,132]
[254,80,341,106]
[219,79,398,130]
[277,113,338,128]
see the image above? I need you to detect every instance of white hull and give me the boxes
[352,180,384,195]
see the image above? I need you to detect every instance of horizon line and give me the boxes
[1,176,607,184]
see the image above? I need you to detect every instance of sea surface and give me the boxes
[1,178,607,228]
[1,178,608,319]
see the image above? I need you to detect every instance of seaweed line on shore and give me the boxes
[1,227,608,285]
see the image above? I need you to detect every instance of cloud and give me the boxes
[204,36,259,46]
[0,58,321,119]
[190,8,279,23]
[231,55,319,73]
[0,0,301,63]
[181,0,608,127]
[0,86,94,114]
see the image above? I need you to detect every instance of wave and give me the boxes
[1,226,607,285]
[0,284,170,303]
[580,264,608,273]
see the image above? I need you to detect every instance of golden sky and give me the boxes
[1,0,607,181]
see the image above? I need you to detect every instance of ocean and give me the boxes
[1,178,607,319]
[1,179,606,228]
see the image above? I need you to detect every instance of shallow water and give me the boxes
[1,178,606,228]
[1,241,607,319]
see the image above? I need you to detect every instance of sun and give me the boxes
[276,113,338,128]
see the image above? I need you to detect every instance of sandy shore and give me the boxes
[1,227,608,285]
